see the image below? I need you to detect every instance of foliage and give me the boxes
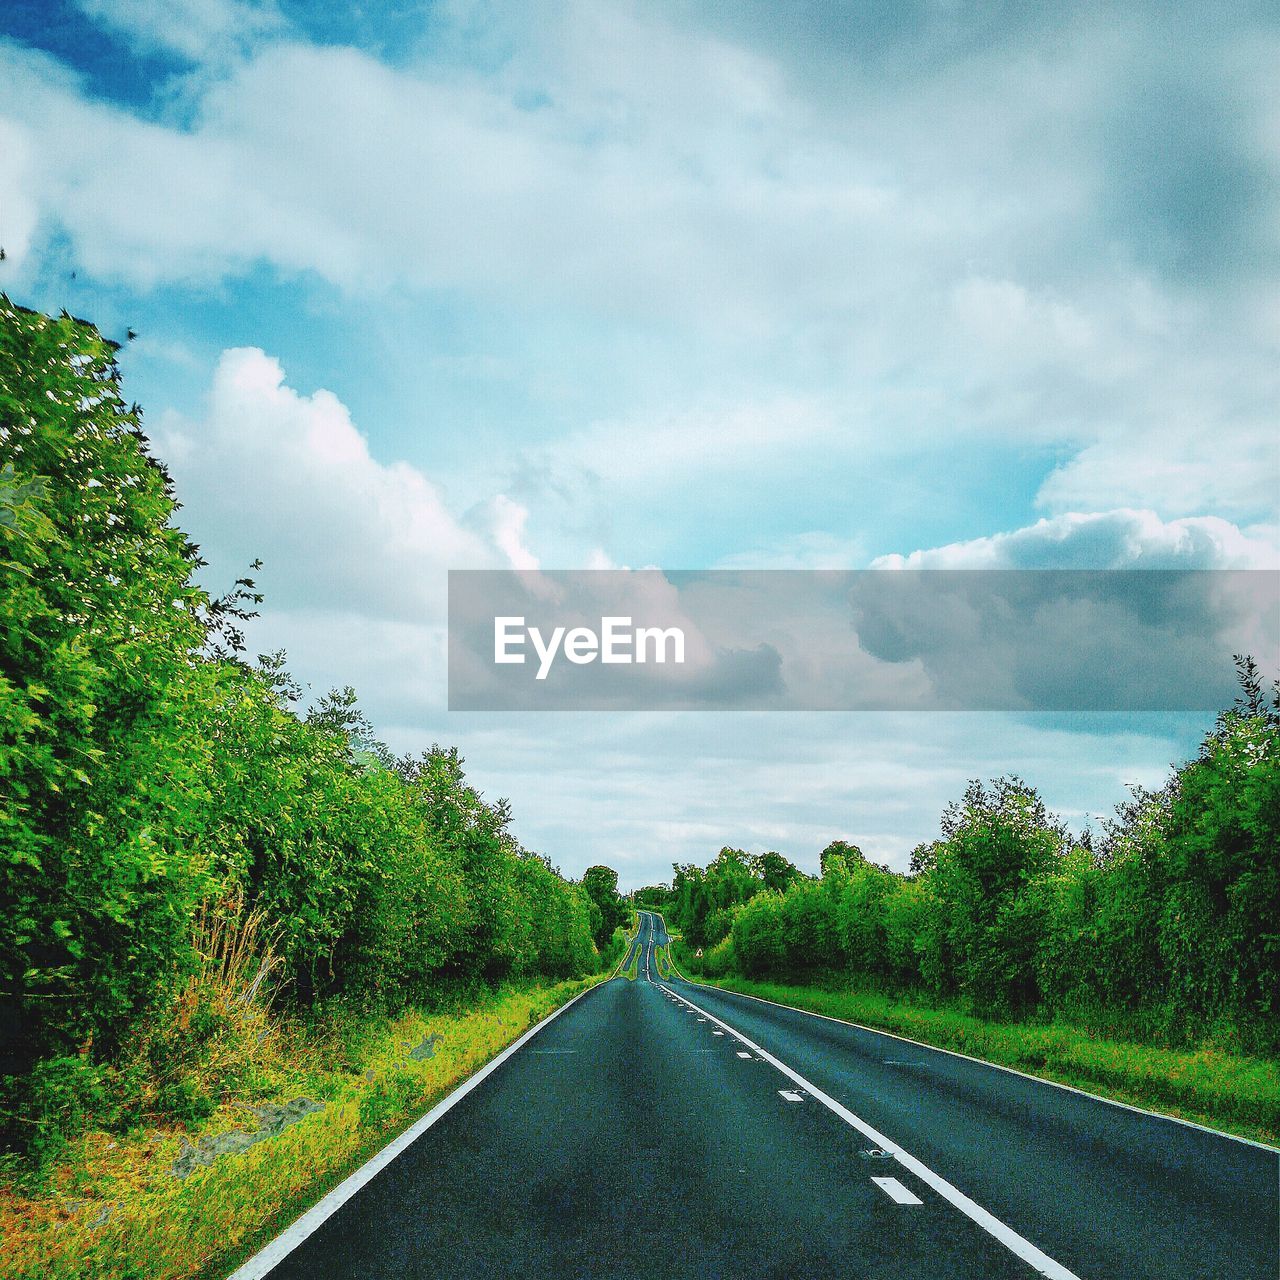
[1,297,211,1084]
[581,865,629,950]
[677,658,1280,1054]
[668,847,801,947]
[0,298,617,1162]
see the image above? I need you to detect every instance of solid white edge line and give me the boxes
[872,1176,924,1206]
[227,980,603,1280]
[655,920,1278,1156]
[661,983,1082,1280]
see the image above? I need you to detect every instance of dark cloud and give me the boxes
[1100,76,1278,283]
[848,570,1278,711]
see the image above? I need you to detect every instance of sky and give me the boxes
[2,0,1278,886]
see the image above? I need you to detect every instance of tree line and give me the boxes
[653,664,1279,1054]
[0,298,628,1155]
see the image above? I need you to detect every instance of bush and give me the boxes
[0,298,609,1159]
[682,658,1279,1055]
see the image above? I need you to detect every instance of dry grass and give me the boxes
[0,974,605,1280]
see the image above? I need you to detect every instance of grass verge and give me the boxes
[684,974,1280,1148]
[616,913,642,981]
[0,974,607,1280]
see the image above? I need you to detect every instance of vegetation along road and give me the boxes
[231,911,1278,1280]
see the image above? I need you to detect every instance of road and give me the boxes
[235,910,1279,1280]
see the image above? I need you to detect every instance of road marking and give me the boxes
[671,974,1279,1154]
[226,982,602,1280]
[873,1177,923,1205]
[660,984,1082,1280]
[779,1090,804,1103]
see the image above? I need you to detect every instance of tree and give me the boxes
[1158,674,1280,1046]
[923,777,1066,1010]
[756,850,802,894]
[820,840,864,875]
[1,298,210,1082]
[581,865,628,949]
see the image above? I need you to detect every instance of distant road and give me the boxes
[235,911,1279,1279]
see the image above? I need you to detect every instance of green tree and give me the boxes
[581,865,628,949]
[1158,671,1280,1047]
[922,777,1066,1011]
[1,298,209,1084]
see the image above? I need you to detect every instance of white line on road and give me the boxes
[873,1176,923,1205]
[227,983,601,1280]
[671,975,1278,1153]
[661,984,1082,1280]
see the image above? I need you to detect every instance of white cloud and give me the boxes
[153,346,531,620]
[871,509,1280,570]
[72,0,284,62]
[951,276,1096,363]
[1038,426,1280,519]
[544,398,837,487]
[0,7,1276,525]
[429,710,1204,884]
[464,494,539,572]
[715,532,867,570]
[0,118,40,274]
[2,2,1275,883]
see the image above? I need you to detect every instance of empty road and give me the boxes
[234,910,1279,1279]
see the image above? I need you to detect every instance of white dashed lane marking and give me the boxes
[661,983,1082,1280]
[873,1177,924,1206]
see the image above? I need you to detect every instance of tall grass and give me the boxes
[0,975,606,1280]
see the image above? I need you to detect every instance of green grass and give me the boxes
[686,974,1280,1148]
[0,975,608,1280]
[616,913,642,981]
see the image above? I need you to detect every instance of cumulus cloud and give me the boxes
[3,2,1276,880]
[152,347,530,621]
[0,4,1276,524]
[871,509,1280,570]
[1038,428,1280,520]
[437,709,1199,883]
[860,512,1279,714]
[0,118,38,271]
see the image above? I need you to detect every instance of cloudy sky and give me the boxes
[2,0,1277,885]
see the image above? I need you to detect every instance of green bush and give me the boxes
[17,1056,112,1175]
[0,297,610,1159]
[672,662,1280,1055]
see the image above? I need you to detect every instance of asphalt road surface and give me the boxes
[236,910,1279,1280]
